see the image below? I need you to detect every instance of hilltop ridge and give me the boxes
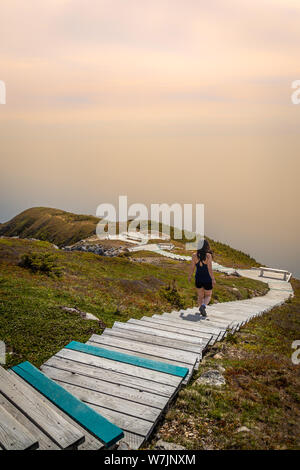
[0,207,260,268]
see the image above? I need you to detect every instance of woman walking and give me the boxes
[188,240,216,317]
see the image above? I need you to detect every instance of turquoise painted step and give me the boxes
[11,361,124,447]
[66,341,189,379]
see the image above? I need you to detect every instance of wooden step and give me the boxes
[41,345,185,449]
[140,316,214,340]
[0,392,60,450]
[127,318,212,348]
[66,341,189,379]
[0,404,38,450]
[42,354,177,397]
[113,321,205,349]
[89,333,199,366]
[104,327,202,356]
[85,339,195,384]
[159,313,223,336]
[0,366,84,449]
[11,362,124,448]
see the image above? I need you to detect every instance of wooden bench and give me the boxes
[259,266,292,282]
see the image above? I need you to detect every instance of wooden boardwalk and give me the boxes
[0,266,293,450]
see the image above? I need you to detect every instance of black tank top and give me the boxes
[195,257,211,282]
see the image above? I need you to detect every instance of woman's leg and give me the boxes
[203,289,212,306]
[197,288,205,307]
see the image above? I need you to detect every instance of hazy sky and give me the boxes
[1,0,300,276]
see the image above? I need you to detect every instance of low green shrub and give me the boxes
[160,280,185,309]
[19,252,62,277]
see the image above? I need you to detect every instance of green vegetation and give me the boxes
[19,252,62,277]
[147,279,300,450]
[0,238,267,369]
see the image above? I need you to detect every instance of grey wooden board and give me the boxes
[159,313,222,335]
[8,372,105,451]
[43,355,176,398]
[140,316,214,340]
[168,311,229,329]
[119,431,144,450]
[209,308,257,317]
[208,314,254,324]
[103,327,202,356]
[113,321,205,348]
[89,333,198,365]
[123,320,208,347]
[209,307,259,317]
[55,348,182,388]
[7,371,104,452]
[208,313,248,322]
[0,404,39,450]
[154,314,221,338]
[0,392,60,450]
[47,378,161,423]
[85,341,194,382]
[195,318,232,328]
[41,365,169,410]
[57,381,157,437]
[0,367,84,449]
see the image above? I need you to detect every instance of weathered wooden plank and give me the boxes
[89,333,198,365]
[150,316,220,340]
[55,348,182,387]
[0,367,84,449]
[57,381,155,437]
[160,313,222,335]
[113,321,205,347]
[66,341,189,379]
[50,380,161,423]
[43,355,176,397]
[169,306,226,328]
[0,392,60,450]
[120,431,144,450]
[85,341,194,380]
[12,361,124,448]
[41,365,169,410]
[128,318,213,343]
[0,404,39,450]
[104,327,202,355]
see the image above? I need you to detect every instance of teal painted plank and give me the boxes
[66,341,189,379]
[11,362,124,447]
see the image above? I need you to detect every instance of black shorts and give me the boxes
[195,278,213,290]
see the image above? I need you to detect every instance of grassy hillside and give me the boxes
[0,207,260,268]
[0,238,268,369]
[0,207,98,247]
[147,279,300,450]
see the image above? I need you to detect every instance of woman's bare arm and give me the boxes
[206,253,216,286]
[188,253,197,282]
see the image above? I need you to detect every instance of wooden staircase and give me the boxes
[0,267,293,450]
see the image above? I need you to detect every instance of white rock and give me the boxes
[195,369,226,387]
[236,426,251,433]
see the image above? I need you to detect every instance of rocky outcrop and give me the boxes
[60,306,106,326]
[62,242,129,257]
[195,369,226,387]
[153,440,186,450]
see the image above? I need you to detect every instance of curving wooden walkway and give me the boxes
[0,244,293,450]
[39,265,293,449]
